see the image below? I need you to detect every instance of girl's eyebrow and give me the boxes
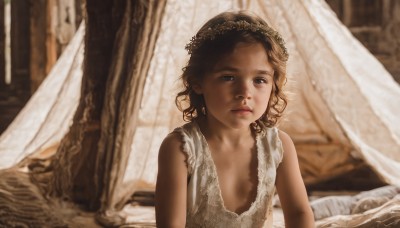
[213,66,239,73]
[256,70,274,76]
[214,66,274,76]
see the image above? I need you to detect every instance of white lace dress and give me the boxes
[173,121,284,228]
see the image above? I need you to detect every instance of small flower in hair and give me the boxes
[185,20,289,61]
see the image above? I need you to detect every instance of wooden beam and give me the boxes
[45,0,57,76]
[10,0,30,95]
[0,0,5,87]
[55,0,76,54]
[75,0,83,28]
[29,0,46,94]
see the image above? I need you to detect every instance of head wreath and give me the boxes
[185,20,289,61]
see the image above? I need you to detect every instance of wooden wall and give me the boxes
[0,1,4,87]
[0,0,81,134]
[327,0,400,83]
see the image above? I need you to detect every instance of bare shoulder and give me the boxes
[275,129,315,227]
[277,129,295,148]
[157,130,189,185]
[157,130,189,183]
[275,129,298,171]
[159,131,183,152]
[276,129,297,160]
[156,131,189,227]
[161,131,183,148]
[158,131,187,162]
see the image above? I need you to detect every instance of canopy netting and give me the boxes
[0,0,399,227]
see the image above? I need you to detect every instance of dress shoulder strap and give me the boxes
[172,122,199,175]
[259,126,284,167]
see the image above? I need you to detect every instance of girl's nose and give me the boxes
[234,81,251,99]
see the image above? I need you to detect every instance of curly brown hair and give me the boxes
[176,11,288,130]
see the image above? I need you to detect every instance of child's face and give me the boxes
[194,42,273,130]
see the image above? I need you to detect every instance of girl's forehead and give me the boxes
[212,42,273,73]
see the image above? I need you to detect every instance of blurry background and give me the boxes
[0,0,399,134]
[0,0,83,133]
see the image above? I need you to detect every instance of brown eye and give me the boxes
[220,75,235,81]
[254,77,267,84]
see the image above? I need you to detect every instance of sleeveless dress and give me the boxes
[173,121,284,228]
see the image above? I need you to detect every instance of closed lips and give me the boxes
[232,107,252,112]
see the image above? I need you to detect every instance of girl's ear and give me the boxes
[192,83,203,94]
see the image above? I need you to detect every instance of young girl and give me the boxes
[155,11,314,228]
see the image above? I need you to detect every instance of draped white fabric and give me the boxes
[257,0,400,183]
[0,24,84,169]
[0,0,399,197]
[123,0,400,190]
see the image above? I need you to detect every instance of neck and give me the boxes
[196,116,253,145]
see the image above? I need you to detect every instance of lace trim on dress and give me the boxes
[173,126,196,175]
[273,128,284,166]
[194,122,265,218]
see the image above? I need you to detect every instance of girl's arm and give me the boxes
[275,130,315,228]
[155,133,188,228]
